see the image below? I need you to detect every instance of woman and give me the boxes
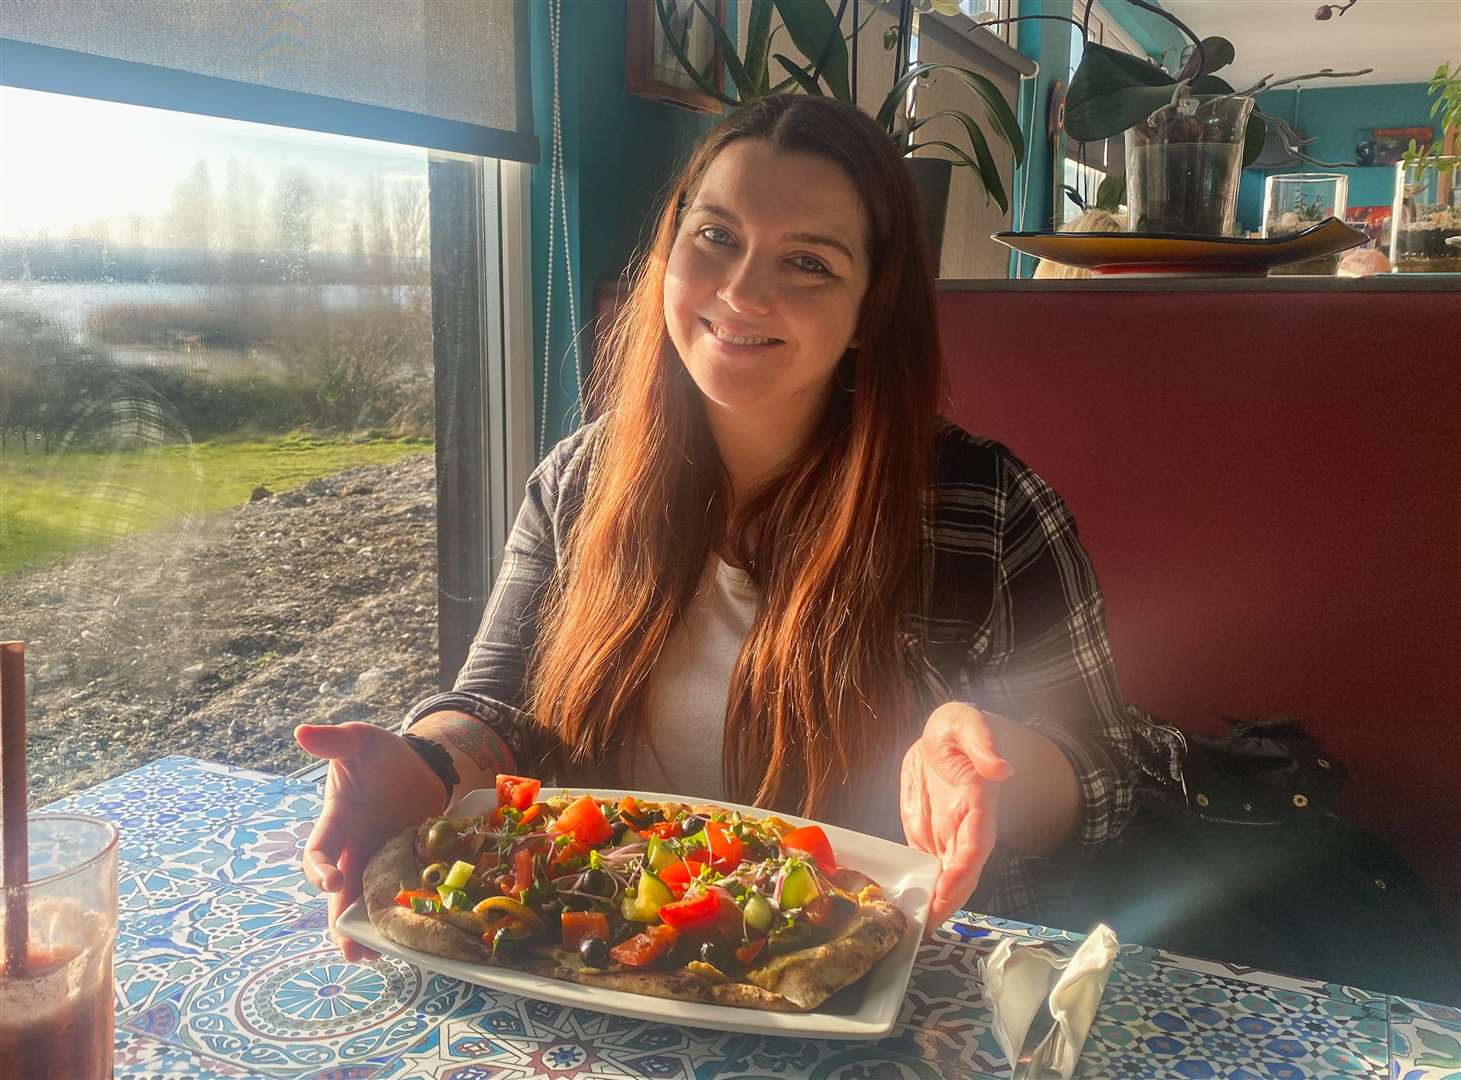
[299,95,1145,962]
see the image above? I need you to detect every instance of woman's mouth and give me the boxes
[702,318,783,348]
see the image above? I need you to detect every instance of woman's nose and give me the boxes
[716,256,772,315]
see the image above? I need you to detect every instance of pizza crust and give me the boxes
[360,817,910,1014]
[362,828,490,964]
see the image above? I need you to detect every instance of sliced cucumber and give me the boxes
[637,870,674,909]
[437,886,471,911]
[443,859,475,891]
[620,889,662,923]
[645,837,678,872]
[779,863,819,911]
[743,893,775,934]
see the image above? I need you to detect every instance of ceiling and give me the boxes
[1158,0,1461,88]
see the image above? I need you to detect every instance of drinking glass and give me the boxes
[1263,173,1349,274]
[0,814,119,1080]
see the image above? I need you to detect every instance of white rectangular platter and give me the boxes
[337,786,940,1039]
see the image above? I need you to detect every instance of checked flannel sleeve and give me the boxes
[401,422,602,775]
[967,447,1140,918]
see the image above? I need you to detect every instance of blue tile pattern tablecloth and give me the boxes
[43,755,1461,1079]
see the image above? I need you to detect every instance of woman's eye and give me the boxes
[791,255,830,276]
[698,226,733,245]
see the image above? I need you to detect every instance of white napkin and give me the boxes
[980,924,1119,1079]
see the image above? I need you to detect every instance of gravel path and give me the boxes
[2,454,442,806]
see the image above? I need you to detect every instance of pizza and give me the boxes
[361,775,909,1012]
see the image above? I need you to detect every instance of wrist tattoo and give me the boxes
[402,733,459,805]
[434,714,513,776]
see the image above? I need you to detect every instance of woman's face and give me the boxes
[664,139,871,428]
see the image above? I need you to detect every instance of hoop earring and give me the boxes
[836,351,857,393]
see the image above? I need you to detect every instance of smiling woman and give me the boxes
[301,94,1173,962]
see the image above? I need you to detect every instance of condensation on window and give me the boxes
[0,87,443,802]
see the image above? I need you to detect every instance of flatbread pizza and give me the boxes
[362,776,909,1012]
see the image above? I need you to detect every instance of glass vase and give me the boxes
[1126,94,1255,237]
[1390,157,1461,272]
[1262,173,1349,275]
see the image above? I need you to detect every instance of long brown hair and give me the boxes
[528,95,944,820]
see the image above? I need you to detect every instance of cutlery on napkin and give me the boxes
[980,924,1119,1080]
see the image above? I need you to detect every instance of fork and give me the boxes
[1011,991,1061,1080]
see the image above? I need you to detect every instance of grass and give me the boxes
[0,431,433,576]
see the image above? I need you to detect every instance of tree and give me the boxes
[269,167,318,284]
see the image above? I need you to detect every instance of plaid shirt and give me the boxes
[406,416,1167,925]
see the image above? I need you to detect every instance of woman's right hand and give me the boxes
[295,722,447,962]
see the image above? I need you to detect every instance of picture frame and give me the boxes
[1372,126,1434,167]
[625,0,728,114]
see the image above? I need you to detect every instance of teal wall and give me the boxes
[529,0,727,451]
[1236,82,1437,233]
[1010,0,1075,276]
[1009,1,1184,276]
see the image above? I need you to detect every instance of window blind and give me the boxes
[0,0,536,162]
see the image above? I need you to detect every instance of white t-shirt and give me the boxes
[611,556,759,799]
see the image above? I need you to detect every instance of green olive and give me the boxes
[420,862,450,889]
[426,820,456,858]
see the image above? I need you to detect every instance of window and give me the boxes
[0,84,530,802]
[1057,2,1141,227]
[959,0,1018,46]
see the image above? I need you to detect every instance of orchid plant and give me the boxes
[652,0,1024,211]
[972,0,1372,169]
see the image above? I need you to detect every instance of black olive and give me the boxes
[680,814,705,835]
[642,808,665,825]
[579,936,611,969]
[699,940,732,969]
[562,893,592,911]
[582,868,609,895]
[425,820,456,859]
[612,822,633,845]
[611,921,637,945]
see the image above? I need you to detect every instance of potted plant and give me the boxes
[652,0,1025,260]
[973,0,1370,236]
[1392,62,1461,272]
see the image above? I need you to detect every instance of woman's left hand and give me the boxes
[900,702,1014,931]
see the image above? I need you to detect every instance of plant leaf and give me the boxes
[911,109,1009,212]
[689,0,753,100]
[1065,42,1176,142]
[744,0,775,96]
[654,0,739,105]
[912,139,1008,212]
[1095,173,1126,211]
[880,63,1025,165]
[1177,37,1235,82]
[772,0,851,102]
[1061,184,1089,212]
[1239,105,1269,168]
[774,54,824,96]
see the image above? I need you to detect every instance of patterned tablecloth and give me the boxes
[41,755,1461,1079]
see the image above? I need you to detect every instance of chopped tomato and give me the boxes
[549,839,589,874]
[560,910,610,952]
[658,890,721,933]
[519,803,544,827]
[735,938,766,966]
[394,889,438,908]
[496,774,541,811]
[511,846,535,896]
[609,923,678,968]
[550,794,614,846]
[637,820,682,841]
[781,825,838,874]
[656,859,706,899]
[702,821,743,873]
